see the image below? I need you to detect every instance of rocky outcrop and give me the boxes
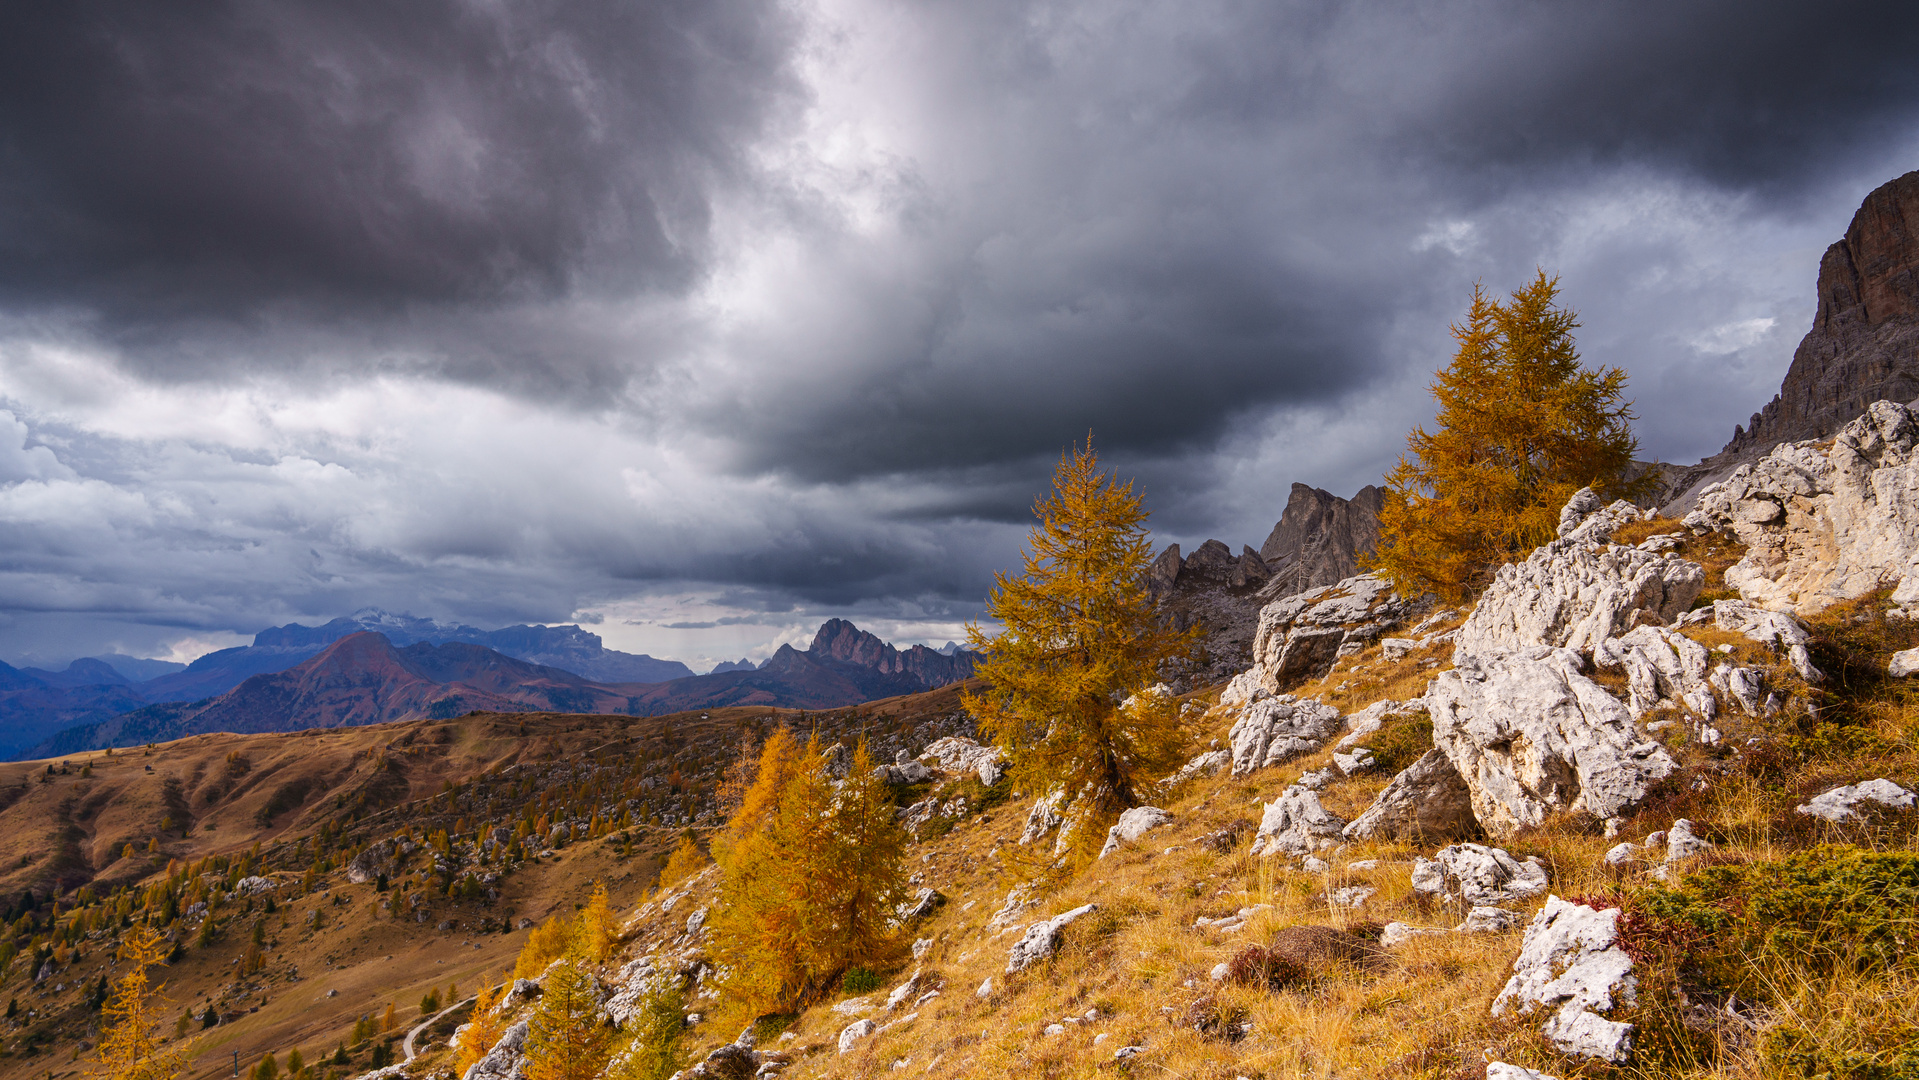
[1411,844,1548,907]
[1696,600,1821,682]
[1249,785,1346,858]
[1429,648,1677,836]
[1687,400,1919,618]
[1794,779,1916,822]
[1258,483,1385,597]
[915,736,1006,786]
[1098,807,1174,858]
[1492,896,1638,1062]
[1149,539,1274,686]
[1006,904,1098,974]
[1227,695,1343,775]
[1342,749,1478,842]
[1453,508,1703,661]
[1251,574,1418,691]
[1593,625,1714,719]
[1720,171,1919,460]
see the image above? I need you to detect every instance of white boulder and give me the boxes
[1410,844,1548,907]
[1429,647,1677,835]
[1594,625,1715,719]
[1228,695,1344,775]
[1249,786,1345,858]
[1454,495,1704,661]
[1342,749,1478,843]
[1252,573,1417,690]
[1686,400,1919,617]
[837,1020,878,1055]
[1492,896,1637,1063]
[1892,648,1919,677]
[1006,904,1098,974]
[916,736,1007,786]
[1794,779,1917,822]
[1098,807,1174,858]
[1487,1064,1560,1080]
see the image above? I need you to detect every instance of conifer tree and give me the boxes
[456,978,507,1077]
[806,741,907,980]
[608,979,686,1080]
[964,441,1195,857]
[523,940,611,1080]
[576,882,616,964]
[96,926,189,1080]
[655,835,705,891]
[709,733,907,1012]
[1373,273,1645,600]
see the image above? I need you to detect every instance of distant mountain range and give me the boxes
[22,617,977,758]
[0,610,698,757]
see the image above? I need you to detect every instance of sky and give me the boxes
[1,1,1918,672]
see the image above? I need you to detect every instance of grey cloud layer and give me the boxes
[1,0,1917,661]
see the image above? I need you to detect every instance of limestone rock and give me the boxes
[1410,844,1548,907]
[895,888,945,922]
[1893,648,1919,677]
[1169,748,1230,783]
[1492,896,1637,1062]
[1017,793,1064,847]
[1708,662,1768,716]
[1006,904,1098,974]
[1218,668,1268,709]
[1689,400,1919,617]
[1708,600,1821,681]
[1342,749,1477,843]
[1251,573,1416,691]
[1098,807,1174,858]
[1454,506,1703,661]
[1487,1064,1561,1080]
[460,1020,528,1080]
[1593,625,1715,719]
[1379,922,1448,947]
[1664,818,1714,862]
[1249,786,1345,858]
[1228,695,1343,775]
[837,1020,877,1055]
[1794,779,1917,822]
[1333,697,1426,751]
[916,736,1006,786]
[1460,906,1522,933]
[1429,648,1677,835]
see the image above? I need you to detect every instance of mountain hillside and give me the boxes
[0,686,976,1080]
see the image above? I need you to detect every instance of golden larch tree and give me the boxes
[523,938,613,1080]
[709,733,906,1012]
[1372,272,1645,600]
[964,440,1195,859]
[455,977,507,1078]
[96,926,189,1080]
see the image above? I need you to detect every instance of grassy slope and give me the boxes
[611,521,1916,1079]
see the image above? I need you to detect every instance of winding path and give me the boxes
[403,995,476,1062]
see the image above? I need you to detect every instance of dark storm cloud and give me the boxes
[4,0,1919,665]
[0,0,797,374]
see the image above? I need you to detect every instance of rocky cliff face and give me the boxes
[1725,171,1919,455]
[1260,483,1384,595]
[807,618,977,688]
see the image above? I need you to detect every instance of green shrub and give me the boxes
[1631,847,1919,985]
[840,967,882,995]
